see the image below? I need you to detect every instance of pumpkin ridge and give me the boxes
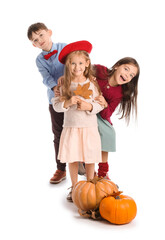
[83,182,93,210]
[87,183,96,210]
[72,177,120,212]
[115,197,118,224]
[78,182,89,210]
[99,194,137,224]
[73,181,86,209]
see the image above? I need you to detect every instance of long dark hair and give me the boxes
[107,57,140,123]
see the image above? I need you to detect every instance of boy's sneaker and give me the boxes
[50,170,66,184]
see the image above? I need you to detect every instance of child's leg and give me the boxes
[69,162,78,187]
[49,105,66,172]
[78,162,86,175]
[98,151,109,178]
[85,163,95,181]
[102,151,108,163]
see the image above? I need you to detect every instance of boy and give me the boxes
[27,22,67,184]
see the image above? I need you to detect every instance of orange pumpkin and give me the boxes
[72,177,118,211]
[99,193,137,224]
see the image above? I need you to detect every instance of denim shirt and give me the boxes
[36,42,67,104]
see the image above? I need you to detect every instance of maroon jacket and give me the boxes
[95,64,123,125]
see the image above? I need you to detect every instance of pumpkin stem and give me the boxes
[109,191,123,198]
[88,176,103,184]
[115,196,121,199]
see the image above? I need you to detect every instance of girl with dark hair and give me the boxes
[93,57,140,178]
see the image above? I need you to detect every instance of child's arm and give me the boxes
[51,87,80,113]
[63,96,81,109]
[95,95,108,108]
[36,58,57,90]
[77,100,93,112]
[77,83,104,114]
[51,96,68,113]
[53,76,64,97]
[99,97,121,121]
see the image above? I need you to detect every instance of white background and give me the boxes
[0,0,164,239]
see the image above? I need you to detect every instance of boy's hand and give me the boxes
[53,85,60,97]
[58,76,64,86]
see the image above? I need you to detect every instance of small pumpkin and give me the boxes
[99,192,137,225]
[72,177,118,211]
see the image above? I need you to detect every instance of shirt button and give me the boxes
[107,85,110,89]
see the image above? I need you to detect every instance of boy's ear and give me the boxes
[48,29,52,36]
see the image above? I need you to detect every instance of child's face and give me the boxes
[113,64,138,85]
[69,54,89,78]
[31,29,52,51]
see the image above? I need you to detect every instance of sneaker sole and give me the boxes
[50,176,66,184]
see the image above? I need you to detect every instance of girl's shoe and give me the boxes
[67,188,73,202]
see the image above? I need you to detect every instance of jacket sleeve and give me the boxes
[99,97,121,120]
[36,57,57,89]
[51,97,69,113]
[51,87,69,113]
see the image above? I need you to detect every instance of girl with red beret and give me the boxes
[51,41,104,200]
[94,57,140,178]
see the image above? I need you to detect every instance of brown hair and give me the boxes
[104,57,140,123]
[27,22,48,40]
[61,51,101,100]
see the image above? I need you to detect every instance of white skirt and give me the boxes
[58,127,102,164]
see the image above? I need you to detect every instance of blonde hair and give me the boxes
[61,51,101,100]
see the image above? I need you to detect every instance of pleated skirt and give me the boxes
[58,126,102,163]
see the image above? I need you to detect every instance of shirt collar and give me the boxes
[42,43,57,55]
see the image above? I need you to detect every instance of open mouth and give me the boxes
[120,75,126,82]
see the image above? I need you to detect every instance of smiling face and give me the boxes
[110,64,138,86]
[31,29,52,51]
[69,53,89,79]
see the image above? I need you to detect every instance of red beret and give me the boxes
[59,40,92,64]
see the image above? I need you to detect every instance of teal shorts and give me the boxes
[97,114,116,152]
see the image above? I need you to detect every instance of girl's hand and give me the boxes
[77,99,93,111]
[89,75,96,81]
[64,96,81,109]
[95,95,108,108]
